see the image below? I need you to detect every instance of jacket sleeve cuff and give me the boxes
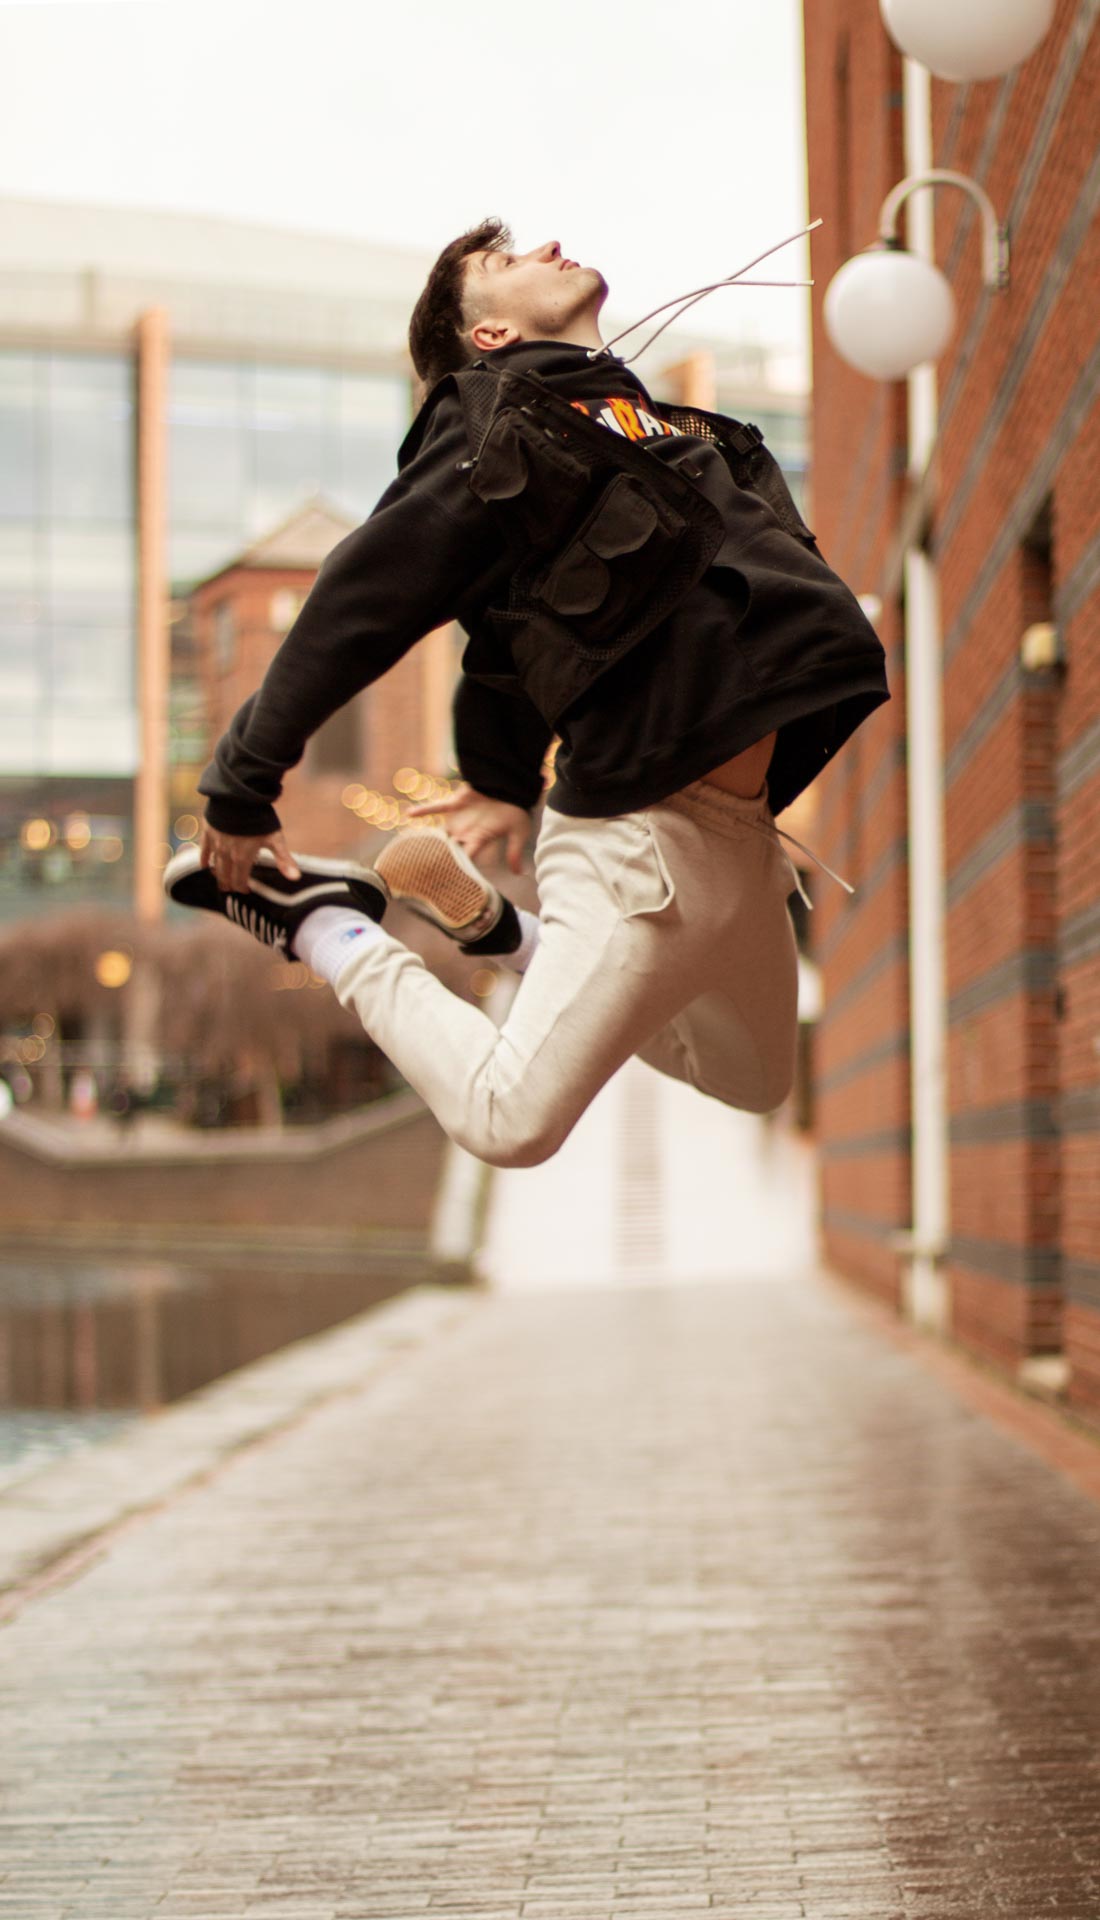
[202,796,282,837]
[463,776,542,812]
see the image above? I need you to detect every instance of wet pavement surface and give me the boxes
[2,1269,1100,1916]
[0,1408,136,1494]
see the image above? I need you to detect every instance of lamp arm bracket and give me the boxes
[878,169,1010,290]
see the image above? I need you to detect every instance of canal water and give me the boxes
[0,1246,433,1490]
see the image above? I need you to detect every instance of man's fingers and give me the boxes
[271,833,301,880]
[506,830,525,875]
[408,795,459,817]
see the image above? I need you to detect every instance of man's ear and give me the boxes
[469,318,523,353]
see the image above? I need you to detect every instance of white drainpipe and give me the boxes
[891,56,951,1329]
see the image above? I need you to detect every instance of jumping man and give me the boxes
[167,221,889,1166]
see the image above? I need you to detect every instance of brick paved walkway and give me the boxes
[3,1271,1100,1917]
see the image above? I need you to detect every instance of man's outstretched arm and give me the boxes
[197,402,501,884]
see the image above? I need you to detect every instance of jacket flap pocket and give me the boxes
[542,545,609,615]
[540,476,665,617]
[585,476,659,558]
[468,415,530,502]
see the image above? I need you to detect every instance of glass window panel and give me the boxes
[0,625,45,705]
[252,364,329,421]
[0,354,40,519]
[327,371,409,516]
[0,712,43,775]
[49,354,131,400]
[335,373,410,435]
[45,353,133,523]
[250,432,325,533]
[169,359,247,529]
[0,352,38,402]
[328,431,399,518]
[248,363,327,536]
[0,525,40,619]
[49,625,135,706]
[170,420,247,528]
[45,525,135,623]
[169,359,245,419]
[44,706,137,776]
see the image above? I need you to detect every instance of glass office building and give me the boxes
[0,199,424,921]
[0,346,410,919]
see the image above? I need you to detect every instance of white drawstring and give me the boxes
[773,825,856,911]
[716,813,855,912]
[588,219,822,367]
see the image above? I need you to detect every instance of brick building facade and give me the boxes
[802,2,1099,1416]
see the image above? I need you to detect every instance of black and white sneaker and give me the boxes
[373,827,521,955]
[164,846,388,958]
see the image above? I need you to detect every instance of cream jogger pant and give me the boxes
[333,777,802,1169]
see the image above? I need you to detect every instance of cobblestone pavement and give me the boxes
[3,1271,1100,1918]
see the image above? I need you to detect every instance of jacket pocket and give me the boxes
[533,472,685,651]
[467,406,594,553]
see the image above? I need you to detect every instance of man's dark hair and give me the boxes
[408,217,513,391]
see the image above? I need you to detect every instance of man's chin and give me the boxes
[567,269,609,325]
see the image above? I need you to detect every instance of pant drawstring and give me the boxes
[729,815,856,912]
[774,826,856,910]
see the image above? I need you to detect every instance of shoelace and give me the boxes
[226,894,288,948]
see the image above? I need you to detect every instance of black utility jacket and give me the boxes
[200,340,890,833]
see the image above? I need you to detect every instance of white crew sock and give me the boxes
[292,904,384,983]
[509,907,542,974]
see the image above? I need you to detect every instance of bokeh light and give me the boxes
[21,818,53,852]
[95,949,133,988]
[63,814,92,850]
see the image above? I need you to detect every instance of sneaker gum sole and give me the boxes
[375,832,491,933]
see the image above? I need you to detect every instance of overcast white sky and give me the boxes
[0,0,813,375]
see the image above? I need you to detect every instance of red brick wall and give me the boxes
[803,0,1100,1409]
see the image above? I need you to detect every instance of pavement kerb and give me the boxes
[0,1280,483,1610]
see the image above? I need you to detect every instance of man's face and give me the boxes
[462,238,607,350]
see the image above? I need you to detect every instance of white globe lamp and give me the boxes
[879,0,1055,81]
[824,244,957,381]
